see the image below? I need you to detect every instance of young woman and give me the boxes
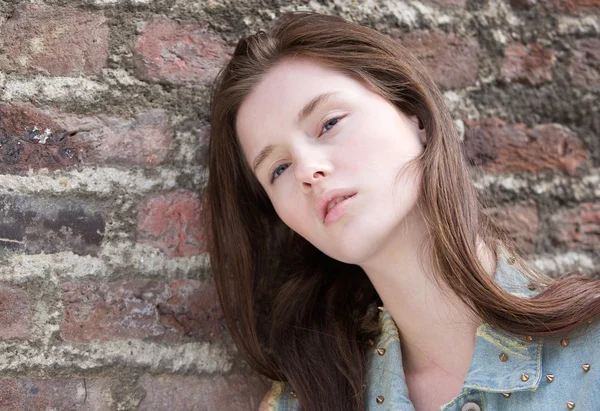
[206,12,600,411]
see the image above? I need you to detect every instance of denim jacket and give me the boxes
[266,255,600,410]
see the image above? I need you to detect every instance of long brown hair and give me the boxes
[206,12,600,411]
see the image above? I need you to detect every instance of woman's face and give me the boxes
[236,59,426,265]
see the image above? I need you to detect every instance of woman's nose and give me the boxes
[294,154,331,193]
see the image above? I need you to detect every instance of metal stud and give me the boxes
[377,348,386,356]
[546,374,555,382]
[368,339,375,346]
[502,393,511,398]
[561,338,569,347]
[521,373,529,382]
[290,391,297,398]
[507,256,516,265]
[525,335,534,342]
[376,396,385,404]
[582,364,590,372]
[377,306,384,312]
[567,401,575,409]
[499,353,509,362]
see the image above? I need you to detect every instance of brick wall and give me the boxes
[0,0,598,409]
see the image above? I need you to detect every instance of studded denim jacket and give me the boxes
[266,255,600,411]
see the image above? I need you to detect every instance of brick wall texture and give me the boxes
[0,0,598,409]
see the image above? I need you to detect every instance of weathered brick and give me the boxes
[485,202,539,254]
[464,118,588,174]
[501,44,554,85]
[52,108,173,166]
[137,191,205,257]
[61,278,223,343]
[550,202,600,250]
[0,378,112,410]
[0,3,108,76]
[0,103,172,173]
[133,18,231,86]
[569,38,600,88]
[392,30,479,90]
[0,284,31,340]
[0,104,85,175]
[137,373,268,411]
[0,195,105,256]
[541,0,600,12]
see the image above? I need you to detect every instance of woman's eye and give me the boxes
[270,163,290,184]
[321,116,341,133]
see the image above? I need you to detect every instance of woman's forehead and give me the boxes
[235,60,361,158]
[236,59,360,130]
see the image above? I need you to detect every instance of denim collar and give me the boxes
[366,253,543,408]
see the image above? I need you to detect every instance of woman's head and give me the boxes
[236,58,427,264]
[210,12,472,266]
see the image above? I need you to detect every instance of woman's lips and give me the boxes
[315,189,358,222]
[324,193,356,225]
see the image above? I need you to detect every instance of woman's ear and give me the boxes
[408,114,427,147]
[417,116,427,147]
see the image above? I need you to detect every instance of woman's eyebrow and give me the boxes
[252,92,340,173]
[252,144,274,173]
[297,92,339,123]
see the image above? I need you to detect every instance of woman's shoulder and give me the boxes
[259,380,301,411]
[543,316,600,365]
[532,317,600,408]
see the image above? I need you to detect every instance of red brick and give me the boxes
[0,103,172,174]
[137,373,269,411]
[541,0,600,12]
[137,191,206,257]
[501,44,554,85]
[464,118,588,175]
[133,18,231,86]
[0,195,105,256]
[0,4,108,76]
[61,278,223,343]
[550,202,600,250]
[485,202,539,254]
[0,285,31,340]
[392,30,479,90]
[569,38,600,88]
[0,378,112,410]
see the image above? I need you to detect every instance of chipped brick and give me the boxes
[464,118,588,174]
[133,18,231,86]
[0,3,108,76]
[501,44,554,85]
[485,202,539,254]
[0,285,31,340]
[137,373,268,411]
[61,279,223,343]
[392,30,479,90]
[0,195,105,256]
[137,191,206,257]
[550,202,600,250]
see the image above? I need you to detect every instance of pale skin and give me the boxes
[238,58,497,411]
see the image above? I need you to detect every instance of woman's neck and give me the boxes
[360,210,497,378]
